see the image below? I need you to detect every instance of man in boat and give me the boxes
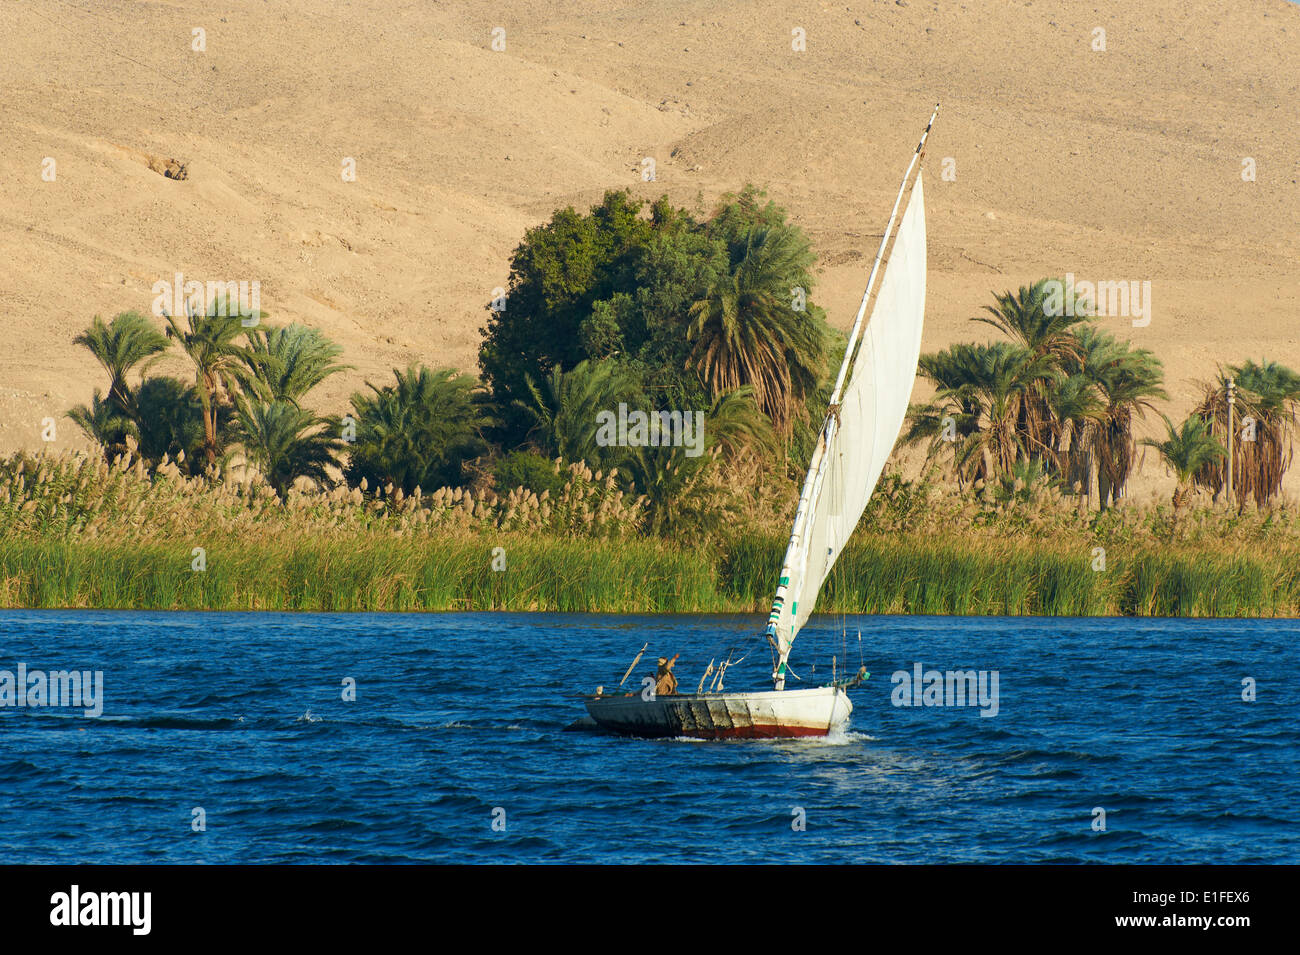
[654,655,680,696]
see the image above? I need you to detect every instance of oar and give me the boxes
[618,643,649,687]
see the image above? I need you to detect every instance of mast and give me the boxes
[767,103,938,691]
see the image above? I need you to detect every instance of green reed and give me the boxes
[3,531,1298,616]
[2,450,1297,616]
[0,536,720,613]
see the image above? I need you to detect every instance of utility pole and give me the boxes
[1226,377,1236,508]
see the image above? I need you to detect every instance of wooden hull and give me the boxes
[583,686,852,739]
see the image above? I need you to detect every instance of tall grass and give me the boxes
[0,536,725,613]
[2,450,1298,615]
[715,533,1300,617]
[4,533,1299,616]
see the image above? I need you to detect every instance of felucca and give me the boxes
[585,104,939,739]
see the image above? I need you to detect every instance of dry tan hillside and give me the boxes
[2,0,1298,497]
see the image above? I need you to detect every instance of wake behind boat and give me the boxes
[585,103,938,740]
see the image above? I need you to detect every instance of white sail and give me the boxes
[767,172,928,670]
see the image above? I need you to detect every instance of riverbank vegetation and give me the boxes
[19,187,1300,616]
[3,450,1297,615]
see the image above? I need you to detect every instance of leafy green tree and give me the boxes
[706,184,792,252]
[480,186,828,453]
[632,220,729,332]
[618,224,728,414]
[479,190,655,441]
[579,293,636,361]
[346,366,491,494]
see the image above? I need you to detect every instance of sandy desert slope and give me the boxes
[1,0,1297,494]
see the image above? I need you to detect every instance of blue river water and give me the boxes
[0,610,1295,864]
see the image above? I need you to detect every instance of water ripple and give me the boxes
[0,610,1296,863]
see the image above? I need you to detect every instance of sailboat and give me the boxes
[583,105,938,739]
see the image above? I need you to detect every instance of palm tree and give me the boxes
[244,323,349,406]
[1143,413,1224,521]
[618,441,701,535]
[133,376,209,474]
[629,385,780,533]
[515,359,642,467]
[346,366,490,494]
[66,389,135,462]
[1070,328,1165,509]
[231,397,343,499]
[972,279,1092,361]
[699,385,777,462]
[1192,360,1300,506]
[989,457,1059,507]
[1051,327,1127,505]
[905,342,1057,485]
[971,279,1092,474]
[161,301,259,467]
[903,346,984,487]
[687,225,825,437]
[1045,371,1105,504]
[72,311,170,418]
